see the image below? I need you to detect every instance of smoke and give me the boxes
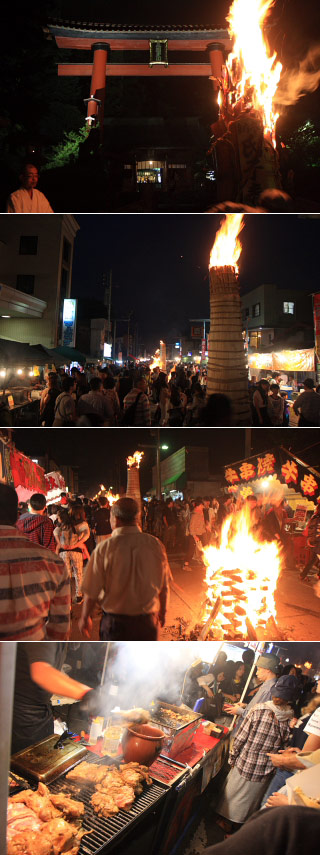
[103,642,224,710]
[275,45,320,106]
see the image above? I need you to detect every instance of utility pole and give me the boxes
[156,428,161,499]
[107,270,112,345]
[245,428,252,459]
[113,319,117,361]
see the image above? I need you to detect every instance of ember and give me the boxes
[200,506,281,640]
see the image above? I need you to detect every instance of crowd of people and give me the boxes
[3,355,320,427]
[36,363,320,428]
[184,649,320,848]
[250,374,320,427]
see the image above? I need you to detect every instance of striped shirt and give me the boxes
[123,388,151,426]
[0,526,71,640]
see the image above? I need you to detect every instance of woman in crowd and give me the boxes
[39,372,60,426]
[221,661,246,703]
[53,509,89,603]
[252,379,271,426]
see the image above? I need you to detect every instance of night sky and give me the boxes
[13,427,320,496]
[71,215,320,350]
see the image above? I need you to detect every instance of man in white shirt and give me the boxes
[79,497,170,641]
[6,164,53,213]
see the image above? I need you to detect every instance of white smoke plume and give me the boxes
[275,45,320,106]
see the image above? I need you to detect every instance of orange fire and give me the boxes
[225,0,282,142]
[202,506,281,638]
[97,485,120,505]
[209,214,244,273]
[150,349,161,371]
[127,451,144,469]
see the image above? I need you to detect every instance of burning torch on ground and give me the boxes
[207,213,251,426]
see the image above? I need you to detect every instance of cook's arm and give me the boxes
[30,662,91,699]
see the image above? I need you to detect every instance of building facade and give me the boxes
[241,284,314,351]
[0,215,79,348]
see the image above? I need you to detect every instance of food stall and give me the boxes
[248,348,316,423]
[0,339,68,426]
[4,642,267,855]
[224,445,320,568]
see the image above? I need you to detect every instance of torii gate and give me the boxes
[47,21,231,133]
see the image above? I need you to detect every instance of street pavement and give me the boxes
[70,550,320,641]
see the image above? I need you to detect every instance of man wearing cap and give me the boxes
[224,653,280,720]
[79,497,170,641]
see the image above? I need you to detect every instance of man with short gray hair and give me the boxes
[79,497,170,640]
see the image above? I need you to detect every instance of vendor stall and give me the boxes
[224,445,320,570]
[4,642,241,855]
[248,349,316,421]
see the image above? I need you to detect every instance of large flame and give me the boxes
[150,349,161,371]
[225,0,282,141]
[202,506,281,638]
[95,485,120,505]
[127,451,144,469]
[209,214,244,272]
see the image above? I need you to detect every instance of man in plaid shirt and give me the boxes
[0,484,70,640]
[216,675,298,824]
[16,492,55,551]
[229,700,292,782]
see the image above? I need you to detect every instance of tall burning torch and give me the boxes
[207,214,251,425]
[126,451,144,523]
[159,340,166,372]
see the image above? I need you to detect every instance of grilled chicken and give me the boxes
[7,817,84,855]
[120,763,153,786]
[91,791,119,816]
[66,762,108,785]
[49,794,84,819]
[10,786,61,822]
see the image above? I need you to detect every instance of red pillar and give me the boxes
[208,42,224,93]
[85,43,109,132]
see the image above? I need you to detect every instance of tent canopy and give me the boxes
[52,345,90,364]
[0,338,48,366]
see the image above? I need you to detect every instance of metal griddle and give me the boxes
[11,735,88,783]
[47,752,167,855]
[150,701,201,731]
[149,700,202,758]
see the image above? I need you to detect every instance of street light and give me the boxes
[138,430,170,499]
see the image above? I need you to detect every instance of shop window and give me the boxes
[19,235,38,255]
[16,274,35,295]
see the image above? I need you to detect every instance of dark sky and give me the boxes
[71,215,320,350]
[13,427,320,496]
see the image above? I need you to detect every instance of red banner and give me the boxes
[9,449,47,494]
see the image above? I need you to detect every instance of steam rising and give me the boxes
[275,45,320,106]
[103,642,223,709]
